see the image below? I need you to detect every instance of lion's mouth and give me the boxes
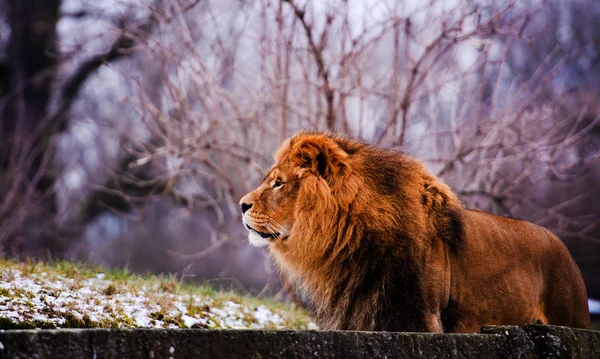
[245,224,280,239]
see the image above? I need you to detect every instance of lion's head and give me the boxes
[238,158,299,248]
[239,132,353,249]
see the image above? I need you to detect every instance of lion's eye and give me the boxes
[272,179,283,189]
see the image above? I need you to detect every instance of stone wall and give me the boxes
[0,325,598,358]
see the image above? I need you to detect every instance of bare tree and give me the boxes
[0,0,166,254]
[122,0,599,295]
[1,0,599,297]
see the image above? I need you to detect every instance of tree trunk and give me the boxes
[1,0,60,170]
[0,0,62,255]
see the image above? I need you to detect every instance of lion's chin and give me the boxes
[247,231,270,248]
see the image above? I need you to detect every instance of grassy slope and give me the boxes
[0,259,313,330]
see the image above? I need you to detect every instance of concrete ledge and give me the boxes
[0,325,598,358]
[483,325,600,358]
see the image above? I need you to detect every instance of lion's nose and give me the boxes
[241,202,253,214]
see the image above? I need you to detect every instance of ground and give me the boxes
[0,259,314,330]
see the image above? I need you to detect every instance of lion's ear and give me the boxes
[290,136,348,183]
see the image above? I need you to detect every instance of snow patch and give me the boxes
[0,267,311,329]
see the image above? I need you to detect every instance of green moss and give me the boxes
[34,319,57,329]
[186,303,210,317]
[205,314,221,328]
[163,315,185,328]
[149,311,185,328]
[150,311,165,321]
[9,287,35,299]
[115,309,137,328]
[242,310,259,325]
[0,317,33,329]
[62,313,98,328]
[21,300,35,308]
[98,318,121,328]
[0,317,57,330]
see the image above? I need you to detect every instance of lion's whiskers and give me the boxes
[268,218,289,237]
[265,222,284,246]
[263,222,275,236]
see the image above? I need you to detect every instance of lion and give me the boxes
[239,131,590,332]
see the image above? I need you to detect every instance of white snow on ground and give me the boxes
[0,267,311,329]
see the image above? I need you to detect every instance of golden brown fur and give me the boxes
[239,131,590,332]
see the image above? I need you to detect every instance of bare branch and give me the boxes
[282,0,336,131]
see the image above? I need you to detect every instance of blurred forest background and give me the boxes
[1,0,599,299]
